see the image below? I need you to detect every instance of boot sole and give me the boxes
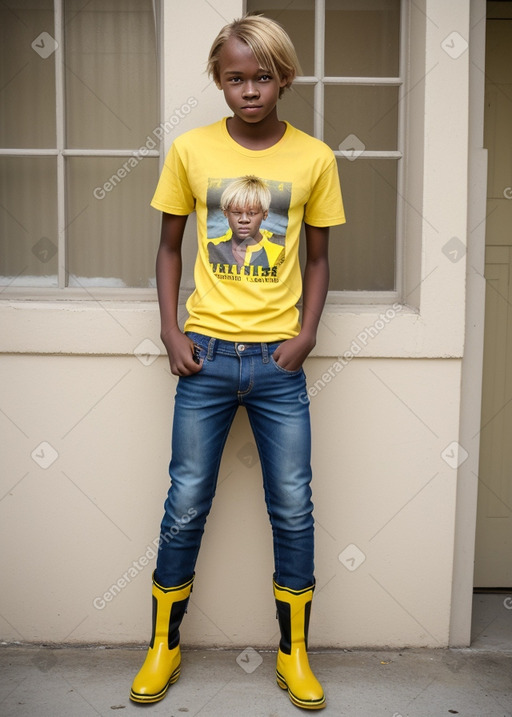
[129,666,180,704]
[276,670,326,710]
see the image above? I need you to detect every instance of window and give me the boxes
[0,0,160,291]
[1,0,404,299]
[246,0,404,298]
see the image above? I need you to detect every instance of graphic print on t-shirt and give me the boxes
[206,177,291,283]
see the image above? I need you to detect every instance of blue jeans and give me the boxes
[155,332,315,591]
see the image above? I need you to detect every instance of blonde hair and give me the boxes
[207,14,301,98]
[220,176,272,213]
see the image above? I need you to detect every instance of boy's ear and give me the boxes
[263,210,269,220]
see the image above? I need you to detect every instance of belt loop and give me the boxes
[261,342,269,363]
[207,337,217,361]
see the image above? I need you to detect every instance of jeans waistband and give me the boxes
[186,332,281,361]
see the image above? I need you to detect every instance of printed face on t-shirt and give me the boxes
[223,205,268,245]
[207,176,291,278]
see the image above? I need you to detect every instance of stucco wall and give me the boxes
[0,353,461,648]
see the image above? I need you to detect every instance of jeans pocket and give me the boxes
[270,354,304,376]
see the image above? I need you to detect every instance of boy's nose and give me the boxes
[242,81,259,98]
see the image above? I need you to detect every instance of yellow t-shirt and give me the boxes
[151,118,346,341]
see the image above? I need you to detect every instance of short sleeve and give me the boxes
[303,155,346,228]
[150,142,196,215]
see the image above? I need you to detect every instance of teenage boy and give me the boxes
[130,14,345,711]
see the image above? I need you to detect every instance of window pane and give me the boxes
[0,157,58,286]
[246,0,315,76]
[66,157,160,287]
[279,85,315,136]
[227,2,401,294]
[325,0,400,77]
[324,85,399,151]
[329,159,397,291]
[0,1,56,148]
[64,0,158,149]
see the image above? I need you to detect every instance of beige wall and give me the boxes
[0,353,461,648]
[0,0,484,648]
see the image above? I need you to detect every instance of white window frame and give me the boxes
[289,0,407,304]
[2,0,404,302]
[0,0,407,304]
[0,0,160,300]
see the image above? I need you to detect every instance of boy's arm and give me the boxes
[156,212,202,376]
[272,224,330,372]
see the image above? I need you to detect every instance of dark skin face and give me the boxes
[216,35,288,150]
[223,205,268,266]
[223,205,268,245]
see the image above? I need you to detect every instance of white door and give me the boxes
[474,8,512,587]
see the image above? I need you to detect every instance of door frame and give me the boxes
[449,0,488,645]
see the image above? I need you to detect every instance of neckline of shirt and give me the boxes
[221,117,291,156]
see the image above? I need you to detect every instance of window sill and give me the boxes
[0,297,463,359]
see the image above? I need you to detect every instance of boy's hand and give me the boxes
[161,326,203,376]
[271,332,316,373]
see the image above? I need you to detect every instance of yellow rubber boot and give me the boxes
[129,573,194,704]
[274,580,325,710]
